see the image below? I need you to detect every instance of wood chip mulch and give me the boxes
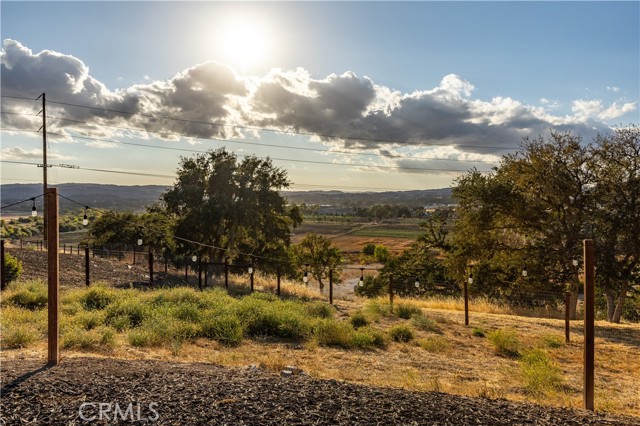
[1,357,638,425]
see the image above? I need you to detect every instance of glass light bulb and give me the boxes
[82,214,88,226]
[137,238,143,246]
[248,267,253,274]
[31,206,37,217]
[192,255,197,262]
[414,280,420,288]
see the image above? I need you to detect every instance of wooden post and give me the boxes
[1,239,6,291]
[250,266,254,292]
[389,273,394,311]
[224,258,229,289]
[583,239,595,411]
[565,291,571,343]
[464,278,469,326]
[276,267,281,296]
[164,256,168,274]
[198,260,203,290]
[46,188,59,366]
[20,239,23,249]
[185,263,188,282]
[63,243,66,254]
[329,269,334,305]
[85,246,90,287]
[148,248,154,286]
[133,247,136,265]
[204,263,208,288]
[92,244,95,258]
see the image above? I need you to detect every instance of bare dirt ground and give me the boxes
[1,356,638,425]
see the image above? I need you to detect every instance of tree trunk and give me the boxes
[611,282,629,323]
[605,291,616,322]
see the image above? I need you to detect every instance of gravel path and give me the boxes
[2,357,638,425]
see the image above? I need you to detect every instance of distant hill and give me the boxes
[1,183,453,214]
[0,183,168,214]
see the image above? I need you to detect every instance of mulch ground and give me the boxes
[1,357,638,425]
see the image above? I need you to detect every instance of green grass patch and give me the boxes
[388,324,414,343]
[488,329,521,358]
[2,281,48,310]
[395,303,422,319]
[61,326,116,350]
[201,315,244,346]
[0,324,39,349]
[520,349,563,396]
[314,319,354,348]
[81,285,118,310]
[540,334,564,349]
[472,327,486,337]
[418,336,450,353]
[411,314,439,332]
[351,326,387,349]
[350,310,370,329]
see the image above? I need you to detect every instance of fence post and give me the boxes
[224,258,229,289]
[133,247,136,265]
[250,264,254,292]
[1,239,6,291]
[583,239,595,411]
[329,269,334,305]
[92,244,95,258]
[20,239,23,249]
[85,246,90,287]
[149,248,154,286]
[204,263,208,288]
[276,267,281,296]
[185,263,188,282]
[565,291,570,343]
[198,260,203,290]
[464,278,469,326]
[46,188,59,366]
[63,243,66,254]
[389,273,394,311]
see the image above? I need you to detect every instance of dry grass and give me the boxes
[2,288,639,418]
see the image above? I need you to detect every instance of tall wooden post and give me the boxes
[204,263,208,288]
[565,291,571,343]
[224,258,229,289]
[276,267,281,296]
[185,263,188,282]
[46,188,59,366]
[464,278,469,326]
[583,239,595,411]
[329,269,334,305]
[85,246,90,287]
[1,239,6,291]
[250,266,254,292]
[198,260,203,290]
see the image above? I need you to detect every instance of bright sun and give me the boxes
[218,19,271,72]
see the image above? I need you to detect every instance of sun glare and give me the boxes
[217,19,271,72]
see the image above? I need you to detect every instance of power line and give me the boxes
[0,160,176,179]
[1,194,44,210]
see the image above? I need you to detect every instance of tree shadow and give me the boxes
[1,363,54,397]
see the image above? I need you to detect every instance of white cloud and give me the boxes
[1,146,75,160]
[606,86,620,93]
[1,38,630,169]
[85,141,118,148]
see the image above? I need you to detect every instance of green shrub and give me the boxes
[395,303,421,320]
[305,301,334,318]
[127,328,162,347]
[81,286,116,310]
[61,326,115,350]
[541,334,564,349]
[0,324,39,349]
[237,299,311,340]
[171,302,202,323]
[362,243,376,256]
[314,319,354,348]
[472,327,486,337]
[418,336,450,353]
[520,349,563,395]
[411,314,439,332]
[2,253,22,284]
[201,315,243,346]
[488,329,521,357]
[105,299,150,329]
[351,326,387,349]
[388,324,414,343]
[5,281,47,310]
[364,300,392,320]
[350,311,370,329]
[73,310,105,330]
[373,245,390,263]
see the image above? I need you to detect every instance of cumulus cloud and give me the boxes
[1,39,636,173]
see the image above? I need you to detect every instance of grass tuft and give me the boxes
[520,349,563,396]
[487,329,521,358]
[417,336,450,353]
[388,324,414,343]
[395,303,422,320]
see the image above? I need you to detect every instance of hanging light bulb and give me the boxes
[137,234,143,246]
[359,268,364,287]
[522,266,528,277]
[31,199,37,217]
[572,259,579,267]
[414,277,420,288]
[192,254,198,263]
[468,273,473,284]
[82,206,89,226]
[248,265,254,275]
[303,264,309,283]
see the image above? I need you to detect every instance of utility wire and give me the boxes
[0,160,175,179]
[1,194,44,210]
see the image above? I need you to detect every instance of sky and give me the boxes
[1,1,638,192]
